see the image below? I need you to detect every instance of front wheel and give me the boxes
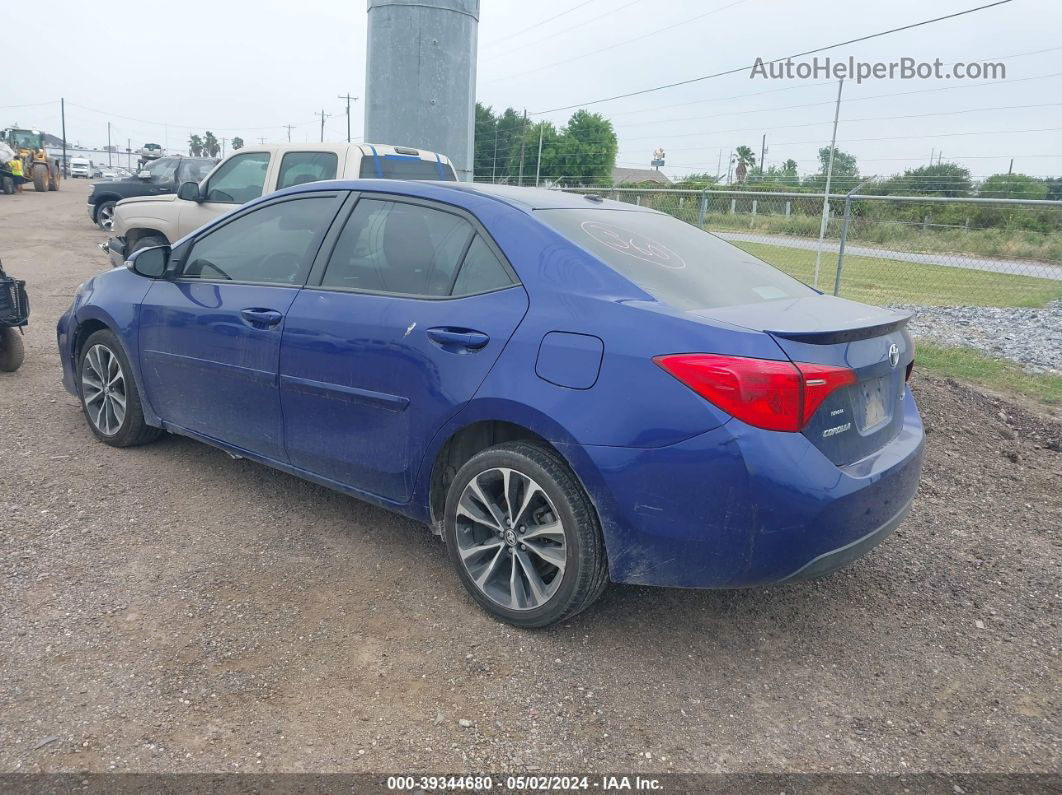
[129,234,167,254]
[443,441,609,628]
[95,200,117,230]
[0,327,25,371]
[31,164,48,192]
[77,329,161,447]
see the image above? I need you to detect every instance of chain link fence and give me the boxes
[561,186,1062,309]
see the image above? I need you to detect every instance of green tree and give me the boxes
[875,162,972,197]
[552,110,617,186]
[231,137,244,151]
[203,131,220,158]
[188,134,204,157]
[978,173,1048,200]
[674,171,721,189]
[734,145,756,183]
[473,103,497,180]
[804,146,859,191]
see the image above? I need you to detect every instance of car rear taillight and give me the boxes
[653,353,857,432]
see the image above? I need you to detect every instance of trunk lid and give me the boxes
[692,295,914,465]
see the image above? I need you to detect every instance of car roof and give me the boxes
[222,142,454,165]
[275,179,652,214]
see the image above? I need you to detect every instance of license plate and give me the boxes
[862,377,888,428]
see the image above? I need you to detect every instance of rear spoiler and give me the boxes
[766,312,912,345]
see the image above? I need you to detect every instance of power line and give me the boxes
[487,0,749,85]
[620,101,1062,142]
[480,0,600,49]
[530,0,1015,114]
[480,0,646,62]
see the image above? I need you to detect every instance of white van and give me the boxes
[69,158,92,179]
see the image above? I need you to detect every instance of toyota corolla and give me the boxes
[57,181,924,627]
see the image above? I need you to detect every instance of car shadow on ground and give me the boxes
[132,431,910,647]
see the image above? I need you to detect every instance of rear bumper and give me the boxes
[573,390,925,588]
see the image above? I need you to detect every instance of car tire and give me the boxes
[443,441,609,628]
[0,327,25,372]
[1,176,14,195]
[95,200,117,230]
[77,329,161,447]
[130,235,167,254]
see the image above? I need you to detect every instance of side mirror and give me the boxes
[137,170,151,180]
[127,245,170,279]
[177,181,202,201]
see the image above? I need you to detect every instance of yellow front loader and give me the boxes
[3,128,61,192]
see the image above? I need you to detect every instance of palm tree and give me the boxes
[734,145,756,183]
[188,134,204,157]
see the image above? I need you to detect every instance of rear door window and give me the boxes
[535,208,815,310]
[320,198,473,296]
[277,151,339,189]
[358,155,455,181]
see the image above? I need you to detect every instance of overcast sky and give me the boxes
[5,0,1059,180]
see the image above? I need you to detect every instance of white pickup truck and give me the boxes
[107,142,457,265]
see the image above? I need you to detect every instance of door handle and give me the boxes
[426,327,490,351]
[240,308,284,328]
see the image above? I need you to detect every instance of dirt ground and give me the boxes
[0,181,1059,775]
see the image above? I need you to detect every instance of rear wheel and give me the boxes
[0,327,25,371]
[443,441,609,628]
[77,329,161,447]
[1,176,13,195]
[95,200,117,230]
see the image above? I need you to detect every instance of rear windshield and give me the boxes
[535,208,815,310]
[359,155,455,181]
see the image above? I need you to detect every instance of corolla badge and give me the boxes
[888,343,900,368]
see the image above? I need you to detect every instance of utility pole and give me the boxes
[758,133,766,181]
[60,97,67,176]
[534,124,544,187]
[283,125,295,143]
[107,122,112,167]
[127,138,131,170]
[726,150,734,185]
[337,94,357,143]
[222,137,227,158]
[1008,158,1014,174]
[716,148,723,181]
[517,110,528,185]
[316,110,329,143]
[813,78,844,289]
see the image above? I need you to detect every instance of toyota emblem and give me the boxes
[888,343,900,369]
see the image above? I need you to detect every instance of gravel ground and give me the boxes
[894,302,1062,374]
[1,183,1060,775]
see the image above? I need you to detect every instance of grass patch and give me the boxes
[703,211,1062,263]
[915,342,1062,406]
[733,241,1062,308]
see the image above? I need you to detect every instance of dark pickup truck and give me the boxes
[87,156,215,230]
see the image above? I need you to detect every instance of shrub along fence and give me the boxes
[561,187,1062,309]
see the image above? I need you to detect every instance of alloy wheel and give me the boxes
[97,204,115,230]
[454,467,567,611]
[81,344,127,436]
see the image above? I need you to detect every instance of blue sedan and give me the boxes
[57,181,924,627]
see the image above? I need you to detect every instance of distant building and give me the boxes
[611,167,672,186]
